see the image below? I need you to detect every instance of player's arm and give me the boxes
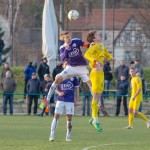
[74,86,79,106]
[55,89,65,96]
[76,38,90,48]
[60,48,68,61]
[103,48,114,61]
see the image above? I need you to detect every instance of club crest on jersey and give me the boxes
[72,43,77,47]
[68,48,79,57]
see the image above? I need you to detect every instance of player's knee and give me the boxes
[129,108,133,113]
[55,75,63,84]
[133,111,138,116]
[54,114,60,119]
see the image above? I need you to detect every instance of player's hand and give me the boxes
[65,44,70,50]
[58,92,65,96]
[132,97,135,100]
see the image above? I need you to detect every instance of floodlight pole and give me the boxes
[60,0,64,33]
[102,0,106,45]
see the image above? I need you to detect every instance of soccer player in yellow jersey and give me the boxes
[125,68,150,129]
[84,31,115,132]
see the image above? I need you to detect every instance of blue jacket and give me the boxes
[116,79,129,96]
[24,65,36,80]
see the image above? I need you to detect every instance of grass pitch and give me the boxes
[0,115,150,150]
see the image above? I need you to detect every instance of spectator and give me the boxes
[23,61,36,98]
[1,71,17,115]
[38,76,54,116]
[115,75,129,116]
[129,61,134,69]
[136,72,146,112]
[1,62,14,78]
[52,60,63,80]
[27,73,40,115]
[0,38,4,66]
[39,74,51,98]
[80,80,91,116]
[134,59,144,78]
[103,61,113,99]
[114,60,129,81]
[37,57,50,81]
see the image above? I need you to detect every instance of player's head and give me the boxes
[129,68,136,77]
[87,30,101,43]
[60,31,71,43]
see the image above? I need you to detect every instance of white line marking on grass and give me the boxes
[82,141,150,150]
[82,143,126,150]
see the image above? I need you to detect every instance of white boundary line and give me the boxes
[82,142,149,150]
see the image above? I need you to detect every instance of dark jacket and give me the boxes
[37,63,50,81]
[115,65,129,80]
[39,80,48,95]
[116,79,129,95]
[27,78,40,95]
[104,62,113,81]
[1,77,17,93]
[52,65,63,80]
[24,65,36,80]
[1,68,14,78]
[0,39,4,52]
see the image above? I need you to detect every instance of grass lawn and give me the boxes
[0,115,150,150]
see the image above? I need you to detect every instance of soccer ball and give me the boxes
[68,10,79,21]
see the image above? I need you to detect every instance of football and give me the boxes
[68,10,79,21]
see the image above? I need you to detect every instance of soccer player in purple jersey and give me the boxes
[45,31,91,104]
[49,76,79,142]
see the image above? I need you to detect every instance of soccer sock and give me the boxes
[91,99,99,123]
[129,113,134,126]
[46,83,58,101]
[137,112,148,122]
[66,121,72,138]
[41,106,46,116]
[50,118,58,136]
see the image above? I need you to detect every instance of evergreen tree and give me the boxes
[0,26,11,65]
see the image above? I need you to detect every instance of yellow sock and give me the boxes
[129,113,134,126]
[91,99,98,118]
[137,112,148,122]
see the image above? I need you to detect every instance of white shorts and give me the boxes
[57,65,89,82]
[55,101,74,115]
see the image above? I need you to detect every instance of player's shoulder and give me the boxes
[71,38,82,43]
[59,43,66,50]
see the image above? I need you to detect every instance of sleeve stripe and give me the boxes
[83,42,89,48]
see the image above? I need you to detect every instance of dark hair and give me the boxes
[130,61,134,64]
[87,31,96,43]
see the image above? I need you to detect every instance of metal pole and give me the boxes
[12,0,14,66]
[102,0,106,45]
[112,0,115,69]
[60,0,64,33]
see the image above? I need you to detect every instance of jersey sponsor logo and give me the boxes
[60,81,73,90]
[68,48,79,57]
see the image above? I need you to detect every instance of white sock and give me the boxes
[46,83,58,101]
[93,117,99,123]
[66,121,72,138]
[50,118,58,137]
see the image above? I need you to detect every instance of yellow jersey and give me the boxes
[84,43,113,68]
[131,76,143,101]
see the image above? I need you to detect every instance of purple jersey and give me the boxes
[60,38,89,66]
[57,77,79,103]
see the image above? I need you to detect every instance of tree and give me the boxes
[0,26,11,65]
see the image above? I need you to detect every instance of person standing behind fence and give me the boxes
[80,80,91,116]
[114,60,129,81]
[26,73,40,115]
[1,71,17,115]
[1,62,14,78]
[103,60,113,99]
[23,61,37,98]
[37,57,50,81]
[134,59,144,78]
[115,75,129,116]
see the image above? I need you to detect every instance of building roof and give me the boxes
[68,9,148,31]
